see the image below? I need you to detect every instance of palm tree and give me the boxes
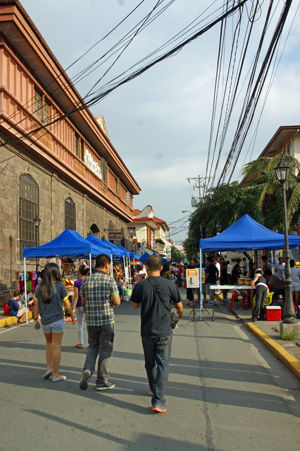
[242,153,300,226]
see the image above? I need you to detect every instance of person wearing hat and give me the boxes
[251,268,269,321]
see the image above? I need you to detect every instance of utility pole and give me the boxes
[187,175,210,205]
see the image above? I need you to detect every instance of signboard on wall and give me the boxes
[108,230,123,241]
[186,268,200,288]
[84,149,102,179]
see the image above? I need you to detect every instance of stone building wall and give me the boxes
[0,142,129,289]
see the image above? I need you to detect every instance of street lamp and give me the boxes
[34,216,41,271]
[274,159,295,323]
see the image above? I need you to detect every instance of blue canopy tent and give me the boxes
[117,244,131,258]
[23,229,110,323]
[198,214,300,320]
[200,214,300,252]
[24,229,110,259]
[140,252,151,262]
[102,239,127,257]
[85,235,121,257]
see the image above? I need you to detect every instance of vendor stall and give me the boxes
[199,214,300,320]
[23,229,109,323]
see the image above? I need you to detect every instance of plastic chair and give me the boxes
[230,290,250,310]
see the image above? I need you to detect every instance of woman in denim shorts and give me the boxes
[33,263,74,382]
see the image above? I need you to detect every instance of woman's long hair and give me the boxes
[39,263,62,304]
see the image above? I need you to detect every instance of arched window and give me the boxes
[65,197,76,230]
[19,174,39,255]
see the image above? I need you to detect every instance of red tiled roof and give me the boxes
[154,216,169,230]
[133,209,141,217]
[132,217,157,227]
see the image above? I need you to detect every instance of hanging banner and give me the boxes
[186,268,200,288]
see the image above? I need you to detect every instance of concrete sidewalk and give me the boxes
[228,298,300,380]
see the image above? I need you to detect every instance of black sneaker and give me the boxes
[95,382,115,391]
[79,369,91,391]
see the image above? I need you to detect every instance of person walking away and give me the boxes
[131,256,183,413]
[79,254,121,391]
[72,264,90,349]
[33,263,74,382]
[205,257,219,303]
[275,256,285,281]
[251,268,268,321]
[290,259,300,307]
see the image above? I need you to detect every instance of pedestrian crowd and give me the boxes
[199,253,300,321]
[7,251,300,412]
[31,254,183,414]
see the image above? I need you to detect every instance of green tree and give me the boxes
[184,181,262,257]
[171,247,184,263]
[242,153,300,228]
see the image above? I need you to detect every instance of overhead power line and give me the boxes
[0,0,248,153]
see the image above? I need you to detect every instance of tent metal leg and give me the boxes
[89,254,92,274]
[199,248,203,321]
[24,257,28,324]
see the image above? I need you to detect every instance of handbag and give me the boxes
[147,279,178,329]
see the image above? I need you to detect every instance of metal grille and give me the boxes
[19,174,39,256]
[65,197,76,230]
[34,89,43,122]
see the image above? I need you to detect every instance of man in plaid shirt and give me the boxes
[79,254,120,391]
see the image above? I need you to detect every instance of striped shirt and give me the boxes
[80,270,119,326]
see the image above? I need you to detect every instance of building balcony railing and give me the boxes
[0,88,133,220]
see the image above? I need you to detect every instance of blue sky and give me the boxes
[20,0,300,241]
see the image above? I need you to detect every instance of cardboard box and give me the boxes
[266,306,281,321]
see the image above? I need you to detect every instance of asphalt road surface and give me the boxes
[0,302,299,451]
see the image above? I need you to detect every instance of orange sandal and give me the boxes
[75,344,84,349]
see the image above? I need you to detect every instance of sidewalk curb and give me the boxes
[246,322,300,381]
[225,297,300,382]
[0,311,32,328]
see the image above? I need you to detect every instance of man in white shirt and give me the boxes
[275,256,285,280]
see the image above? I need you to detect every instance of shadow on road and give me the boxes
[24,408,216,450]
[0,355,298,417]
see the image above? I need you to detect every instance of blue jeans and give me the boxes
[83,324,114,385]
[76,307,86,345]
[142,335,172,408]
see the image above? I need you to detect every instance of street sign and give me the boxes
[186,268,200,288]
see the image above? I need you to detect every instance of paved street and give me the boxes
[1,302,300,451]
